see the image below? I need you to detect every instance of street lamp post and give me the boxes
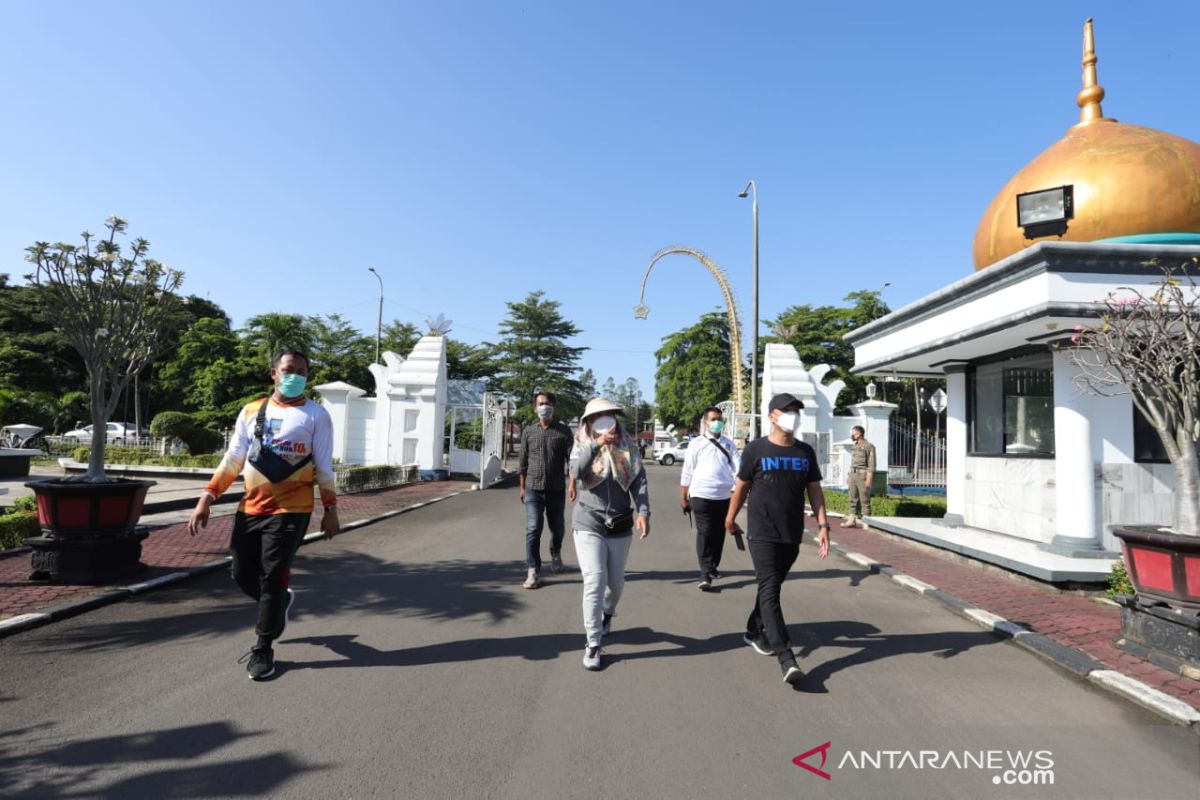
[738,180,759,439]
[368,267,383,364]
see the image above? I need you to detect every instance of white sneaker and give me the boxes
[582,645,602,671]
[743,633,773,656]
[522,568,540,590]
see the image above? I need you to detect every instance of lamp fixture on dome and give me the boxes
[1017,185,1074,239]
[971,18,1200,270]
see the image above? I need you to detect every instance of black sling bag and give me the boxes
[247,399,312,483]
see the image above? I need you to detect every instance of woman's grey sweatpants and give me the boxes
[574,528,633,647]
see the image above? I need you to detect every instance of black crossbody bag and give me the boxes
[247,399,312,484]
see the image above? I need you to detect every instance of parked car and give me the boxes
[655,440,691,466]
[62,422,149,444]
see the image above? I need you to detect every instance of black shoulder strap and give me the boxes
[707,437,733,466]
[254,397,269,442]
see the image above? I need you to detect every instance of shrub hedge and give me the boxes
[149,411,225,454]
[1107,561,1134,600]
[814,489,947,518]
[71,447,223,469]
[0,499,39,549]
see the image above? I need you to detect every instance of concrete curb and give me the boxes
[0,485,479,641]
[826,526,1200,732]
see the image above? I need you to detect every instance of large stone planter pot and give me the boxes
[23,478,155,584]
[1113,525,1200,613]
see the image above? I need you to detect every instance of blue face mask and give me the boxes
[278,373,307,398]
[708,420,724,435]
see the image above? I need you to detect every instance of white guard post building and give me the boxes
[844,21,1200,583]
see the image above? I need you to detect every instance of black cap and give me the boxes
[768,393,805,412]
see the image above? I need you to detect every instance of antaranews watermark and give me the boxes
[795,742,1055,786]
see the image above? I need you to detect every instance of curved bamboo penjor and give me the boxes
[634,245,744,414]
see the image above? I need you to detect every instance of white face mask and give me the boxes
[536,404,554,420]
[775,411,801,435]
[591,415,617,435]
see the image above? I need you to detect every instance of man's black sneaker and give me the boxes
[711,569,722,580]
[743,633,773,656]
[240,647,276,681]
[601,612,613,637]
[551,553,564,574]
[782,662,805,686]
[697,576,712,591]
[279,588,295,638]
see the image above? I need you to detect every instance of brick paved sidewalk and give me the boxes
[816,518,1200,713]
[0,479,478,621]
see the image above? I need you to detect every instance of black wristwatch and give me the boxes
[818,523,831,531]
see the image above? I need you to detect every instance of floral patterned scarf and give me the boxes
[573,424,643,492]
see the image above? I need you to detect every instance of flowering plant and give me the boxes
[25,217,183,481]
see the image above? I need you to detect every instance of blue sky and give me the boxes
[1,1,1196,402]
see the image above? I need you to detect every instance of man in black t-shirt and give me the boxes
[725,393,830,686]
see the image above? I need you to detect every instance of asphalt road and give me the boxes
[2,464,1197,799]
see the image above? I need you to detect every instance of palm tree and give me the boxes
[241,313,313,367]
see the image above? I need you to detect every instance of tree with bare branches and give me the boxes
[25,217,183,480]
[1066,260,1200,536]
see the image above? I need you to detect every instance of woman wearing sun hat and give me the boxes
[569,397,651,671]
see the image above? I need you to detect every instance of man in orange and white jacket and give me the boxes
[188,349,339,681]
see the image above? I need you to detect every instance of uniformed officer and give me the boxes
[843,425,876,528]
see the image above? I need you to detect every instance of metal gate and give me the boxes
[445,388,504,489]
[888,418,947,488]
[479,392,503,489]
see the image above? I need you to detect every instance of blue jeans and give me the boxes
[525,488,566,571]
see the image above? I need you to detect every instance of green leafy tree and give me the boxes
[492,291,587,422]
[380,320,422,360]
[577,368,597,399]
[0,276,85,398]
[156,316,265,425]
[308,313,373,389]
[446,339,498,384]
[26,216,183,479]
[654,312,736,429]
[141,294,235,427]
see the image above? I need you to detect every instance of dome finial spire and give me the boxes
[1076,18,1108,125]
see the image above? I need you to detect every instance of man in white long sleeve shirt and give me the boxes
[679,406,740,590]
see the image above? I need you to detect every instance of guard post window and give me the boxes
[969,351,1055,456]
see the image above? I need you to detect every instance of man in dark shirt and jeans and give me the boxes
[518,391,575,589]
[725,393,830,686]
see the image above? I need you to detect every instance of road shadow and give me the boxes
[0,720,325,798]
[627,567,873,591]
[787,619,1000,693]
[281,626,745,672]
[29,552,526,654]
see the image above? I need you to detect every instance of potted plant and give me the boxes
[22,217,183,583]
[1068,260,1200,612]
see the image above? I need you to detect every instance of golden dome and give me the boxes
[972,20,1200,271]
